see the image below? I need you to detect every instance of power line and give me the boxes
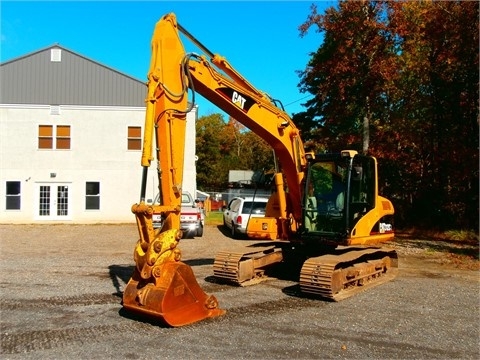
[284,95,312,108]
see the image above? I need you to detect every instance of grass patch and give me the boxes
[397,228,479,244]
[205,211,224,226]
[444,229,479,243]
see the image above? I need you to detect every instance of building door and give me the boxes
[36,183,70,220]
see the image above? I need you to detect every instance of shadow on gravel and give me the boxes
[109,265,134,296]
[280,284,335,301]
[215,225,256,240]
[118,307,171,328]
[184,258,214,266]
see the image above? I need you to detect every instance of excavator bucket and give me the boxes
[123,261,225,327]
[122,227,225,327]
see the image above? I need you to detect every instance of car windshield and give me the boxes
[242,201,267,215]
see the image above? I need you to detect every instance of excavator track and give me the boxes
[213,246,283,286]
[299,247,398,301]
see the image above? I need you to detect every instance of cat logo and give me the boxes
[232,91,246,110]
[216,87,254,113]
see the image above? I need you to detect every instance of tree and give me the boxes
[387,1,479,229]
[196,114,275,191]
[298,1,398,155]
[195,113,231,190]
[223,117,274,172]
[241,130,275,174]
[298,0,479,229]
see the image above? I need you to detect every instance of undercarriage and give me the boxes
[213,244,398,301]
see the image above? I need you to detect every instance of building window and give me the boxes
[86,182,100,210]
[39,125,53,149]
[128,126,142,150]
[38,125,71,149]
[6,181,21,210]
[56,125,71,149]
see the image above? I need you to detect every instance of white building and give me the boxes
[0,45,197,224]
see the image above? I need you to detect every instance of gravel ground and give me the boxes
[0,224,479,360]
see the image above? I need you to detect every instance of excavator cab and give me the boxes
[302,150,394,246]
[298,151,398,300]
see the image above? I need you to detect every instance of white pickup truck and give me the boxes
[152,191,204,238]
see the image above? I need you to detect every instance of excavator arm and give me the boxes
[122,14,227,327]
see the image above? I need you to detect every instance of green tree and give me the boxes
[196,114,275,190]
[224,117,275,172]
[242,130,275,174]
[195,113,230,190]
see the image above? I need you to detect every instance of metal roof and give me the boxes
[0,44,146,107]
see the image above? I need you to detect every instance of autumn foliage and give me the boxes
[295,0,478,230]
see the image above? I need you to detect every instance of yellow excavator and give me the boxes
[122,13,398,327]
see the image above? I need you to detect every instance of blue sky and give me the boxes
[1,1,334,117]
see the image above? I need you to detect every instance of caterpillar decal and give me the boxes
[216,87,255,113]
